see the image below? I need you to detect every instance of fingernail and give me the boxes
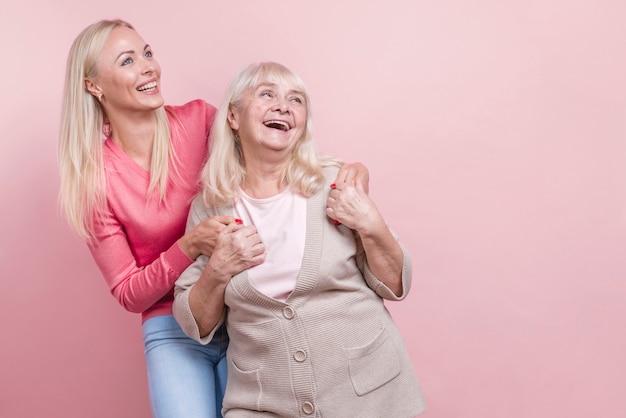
[330,183,336,189]
[235,219,243,224]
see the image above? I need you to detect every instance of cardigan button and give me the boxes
[294,349,307,362]
[302,401,315,415]
[283,306,295,319]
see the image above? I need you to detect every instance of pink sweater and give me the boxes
[88,100,216,322]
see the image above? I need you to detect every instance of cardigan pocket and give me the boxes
[223,360,262,412]
[345,327,402,396]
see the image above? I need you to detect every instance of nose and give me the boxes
[141,58,156,75]
[274,97,290,114]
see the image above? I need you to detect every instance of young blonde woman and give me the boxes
[173,62,425,417]
[58,20,369,418]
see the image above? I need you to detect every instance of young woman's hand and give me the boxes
[335,162,369,194]
[179,215,236,260]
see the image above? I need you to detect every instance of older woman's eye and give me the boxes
[291,97,303,104]
[260,91,273,98]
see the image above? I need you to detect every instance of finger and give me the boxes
[325,207,341,225]
[335,164,353,184]
[252,241,266,256]
[232,225,261,241]
[212,215,236,225]
[334,169,346,185]
[349,162,370,193]
[222,221,244,234]
[354,175,365,193]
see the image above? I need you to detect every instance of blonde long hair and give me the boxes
[201,62,340,206]
[58,19,174,240]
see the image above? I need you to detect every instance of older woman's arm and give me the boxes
[174,199,265,343]
[326,176,404,296]
[189,223,265,336]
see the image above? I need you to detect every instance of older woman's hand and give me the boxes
[207,221,266,279]
[186,220,265,338]
[326,177,405,296]
[179,215,237,260]
[325,176,385,235]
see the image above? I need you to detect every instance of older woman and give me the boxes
[174,62,425,417]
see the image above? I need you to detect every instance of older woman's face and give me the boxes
[228,80,307,159]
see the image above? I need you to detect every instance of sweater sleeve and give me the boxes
[88,205,194,313]
[355,228,413,301]
[173,197,226,344]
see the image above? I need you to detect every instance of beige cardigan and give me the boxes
[174,168,426,417]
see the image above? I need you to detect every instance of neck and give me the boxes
[106,109,156,171]
[242,161,288,199]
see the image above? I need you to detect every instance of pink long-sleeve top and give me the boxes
[88,100,216,323]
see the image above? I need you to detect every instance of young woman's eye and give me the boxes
[122,57,133,66]
[144,50,153,58]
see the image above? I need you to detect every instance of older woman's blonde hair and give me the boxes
[58,19,174,240]
[201,62,340,205]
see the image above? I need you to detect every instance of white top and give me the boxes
[234,188,306,301]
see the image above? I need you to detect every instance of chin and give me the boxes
[145,97,165,109]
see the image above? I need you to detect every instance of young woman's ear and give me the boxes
[84,78,103,101]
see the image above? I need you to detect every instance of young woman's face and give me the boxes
[228,79,307,160]
[87,26,163,112]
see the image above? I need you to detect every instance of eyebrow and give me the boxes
[256,82,305,97]
[115,44,150,62]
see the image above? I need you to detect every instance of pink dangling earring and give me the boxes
[102,117,112,138]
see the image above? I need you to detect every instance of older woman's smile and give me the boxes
[263,119,291,131]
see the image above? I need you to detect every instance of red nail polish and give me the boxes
[333,220,341,225]
[330,183,336,189]
[235,219,243,224]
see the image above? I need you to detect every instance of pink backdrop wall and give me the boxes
[1,1,625,417]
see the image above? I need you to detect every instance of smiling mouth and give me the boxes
[137,81,157,92]
[263,120,290,131]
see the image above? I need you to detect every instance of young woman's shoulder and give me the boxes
[165,99,217,121]
[165,99,218,142]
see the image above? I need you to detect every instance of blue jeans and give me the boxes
[142,315,229,418]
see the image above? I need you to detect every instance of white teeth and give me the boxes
[137,81,157,91]
[263,120,290,131]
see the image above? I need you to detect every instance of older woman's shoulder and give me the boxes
[319,156,343,180]
[189,191,233,219]
[321,165,339,181]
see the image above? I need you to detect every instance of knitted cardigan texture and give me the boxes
[174,167,426,417]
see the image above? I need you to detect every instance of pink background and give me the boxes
[1,1,625,417]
